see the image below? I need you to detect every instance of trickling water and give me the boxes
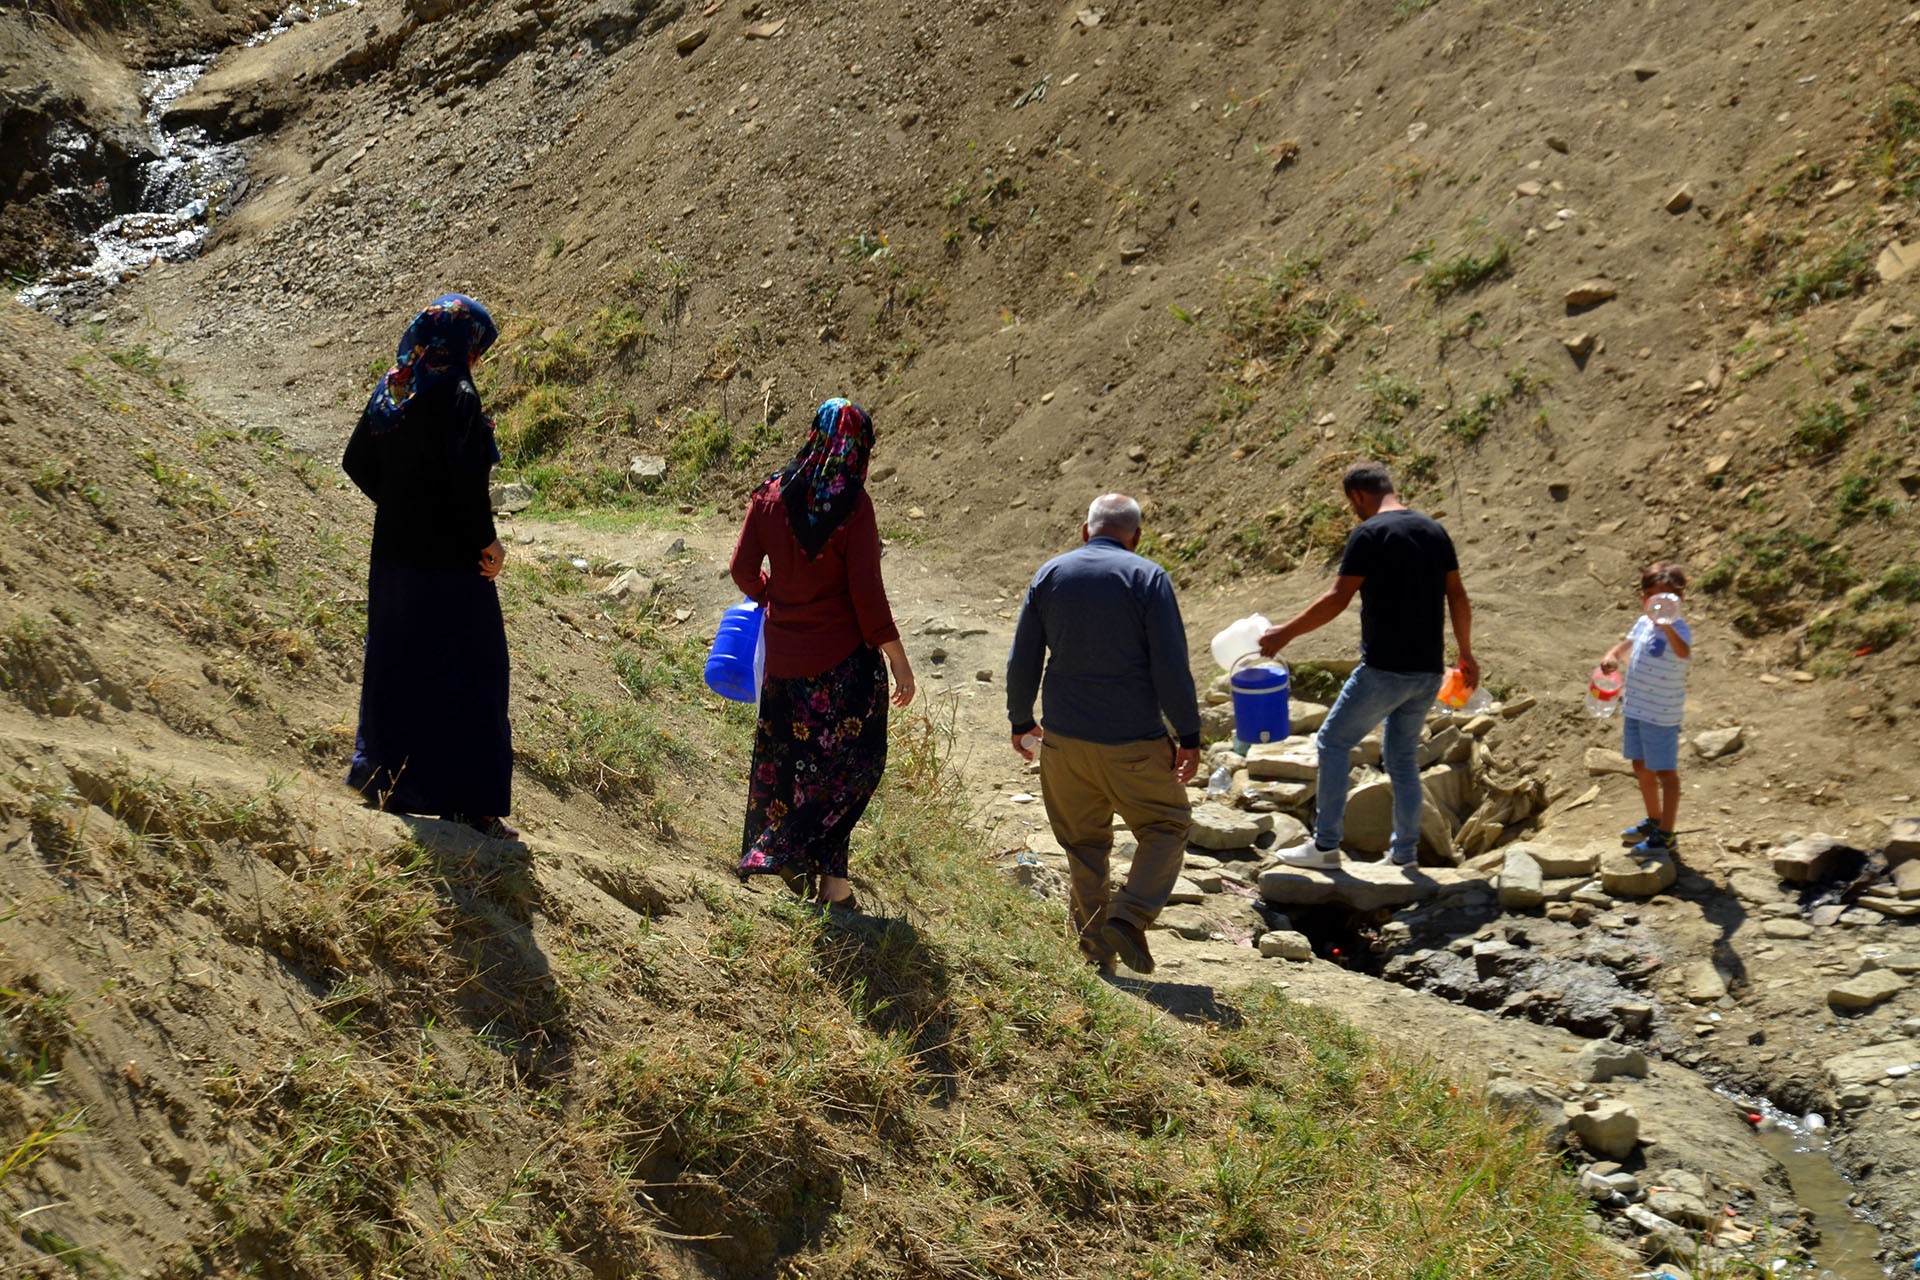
[16,0,359,313]
[1738,1097,1888,1280]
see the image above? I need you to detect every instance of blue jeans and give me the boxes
[1313,664,1444,860]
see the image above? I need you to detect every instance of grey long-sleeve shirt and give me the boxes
[1005,536,1202,748]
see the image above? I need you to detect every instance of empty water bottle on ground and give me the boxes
[1206,764,1233,798]
[1586,665,1624,718]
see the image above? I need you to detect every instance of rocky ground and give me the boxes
[7,0,1920,1273]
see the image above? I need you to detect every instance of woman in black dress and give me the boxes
[343,293,515,837]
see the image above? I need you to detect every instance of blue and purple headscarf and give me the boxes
[362,293,498,431]
[769,398,873,559]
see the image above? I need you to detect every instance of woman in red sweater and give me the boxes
[729,398,915,910]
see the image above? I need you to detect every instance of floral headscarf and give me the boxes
[362,293,498,432]
[769,398,873,559]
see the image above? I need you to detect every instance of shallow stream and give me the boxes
[16,0,358,314]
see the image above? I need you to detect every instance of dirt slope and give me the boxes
[6,0,1920,1271]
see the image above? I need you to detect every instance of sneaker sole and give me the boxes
[1100,923,1155,976]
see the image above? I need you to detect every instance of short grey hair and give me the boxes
[1086,492,1142,537]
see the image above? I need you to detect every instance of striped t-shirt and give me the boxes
[1621,615,1691,727]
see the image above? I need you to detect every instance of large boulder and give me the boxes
[1341,780,1458,864]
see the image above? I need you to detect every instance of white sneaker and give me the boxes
[1388,847,1418,867]
[1274,839,1340,869]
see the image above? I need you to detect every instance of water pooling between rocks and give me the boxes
[1736,1097,1888,1280]
[15,0,358,316]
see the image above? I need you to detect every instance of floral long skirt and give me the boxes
[736,644,888,882]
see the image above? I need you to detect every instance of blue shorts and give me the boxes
[1621,717,1681,771]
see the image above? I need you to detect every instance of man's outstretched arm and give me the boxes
[1259,575,1362,656]
[1444,570,1478,686]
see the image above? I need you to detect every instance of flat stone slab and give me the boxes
[1761,919,1814,940]
[1600,848,1677,897]
[1257,862,1487,912]
[1886,816,1920,865]
[1244,740,1319,781]
[1824,1044,1920,1088]
[1827,970,1908,1010]
[1188,801,1268,851]
[1773,834,1848,884]
[1508,839,1600,878]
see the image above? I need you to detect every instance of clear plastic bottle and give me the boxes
[1646,592,1685,625]
[1206,764,1233,799]
[1585,665,1624,718]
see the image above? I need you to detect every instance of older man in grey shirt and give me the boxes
[1007,493,1201,975]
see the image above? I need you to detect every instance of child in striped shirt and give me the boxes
[1600,563,1693,855]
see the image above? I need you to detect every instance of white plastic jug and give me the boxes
[1210,614,1271,671]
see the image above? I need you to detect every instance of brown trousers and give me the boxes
[1037,731,1192,964]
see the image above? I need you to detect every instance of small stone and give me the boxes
[1886,816,1920,866]
[629,453,668,481]
[675,27,710,54]
[1585,747,1634,776]
[1126,443,1148,462]
[1187,802,1265,852]
[1515,180,1545,198]
[1762,918,1815,939]
[1693,725,1745,760]
[1878,240,1920,283]
[1564,279,1618,308]
[1573,1041,1650,1083]
[1487,1079,1569,1148]
[907,506,927,520]
[1499,848,1546,909]
[490,482,536,513]
[1258,930,1314,960]
[597,569,655,602]
[1893,860,1920,900]
[1683,960,1729,1003]
[1569,1099,1640,1158]
[1546,135,1569,153]
[1563,331,1596,359]
[1664,185,1694,213]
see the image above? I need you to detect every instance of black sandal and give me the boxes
[823,892,861,914]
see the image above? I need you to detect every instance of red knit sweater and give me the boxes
[728,487,901,678]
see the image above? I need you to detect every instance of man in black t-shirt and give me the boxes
[1258,462,1477,869]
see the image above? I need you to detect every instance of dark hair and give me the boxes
[1641,562,1687,594]
[1341,461,1395,497]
